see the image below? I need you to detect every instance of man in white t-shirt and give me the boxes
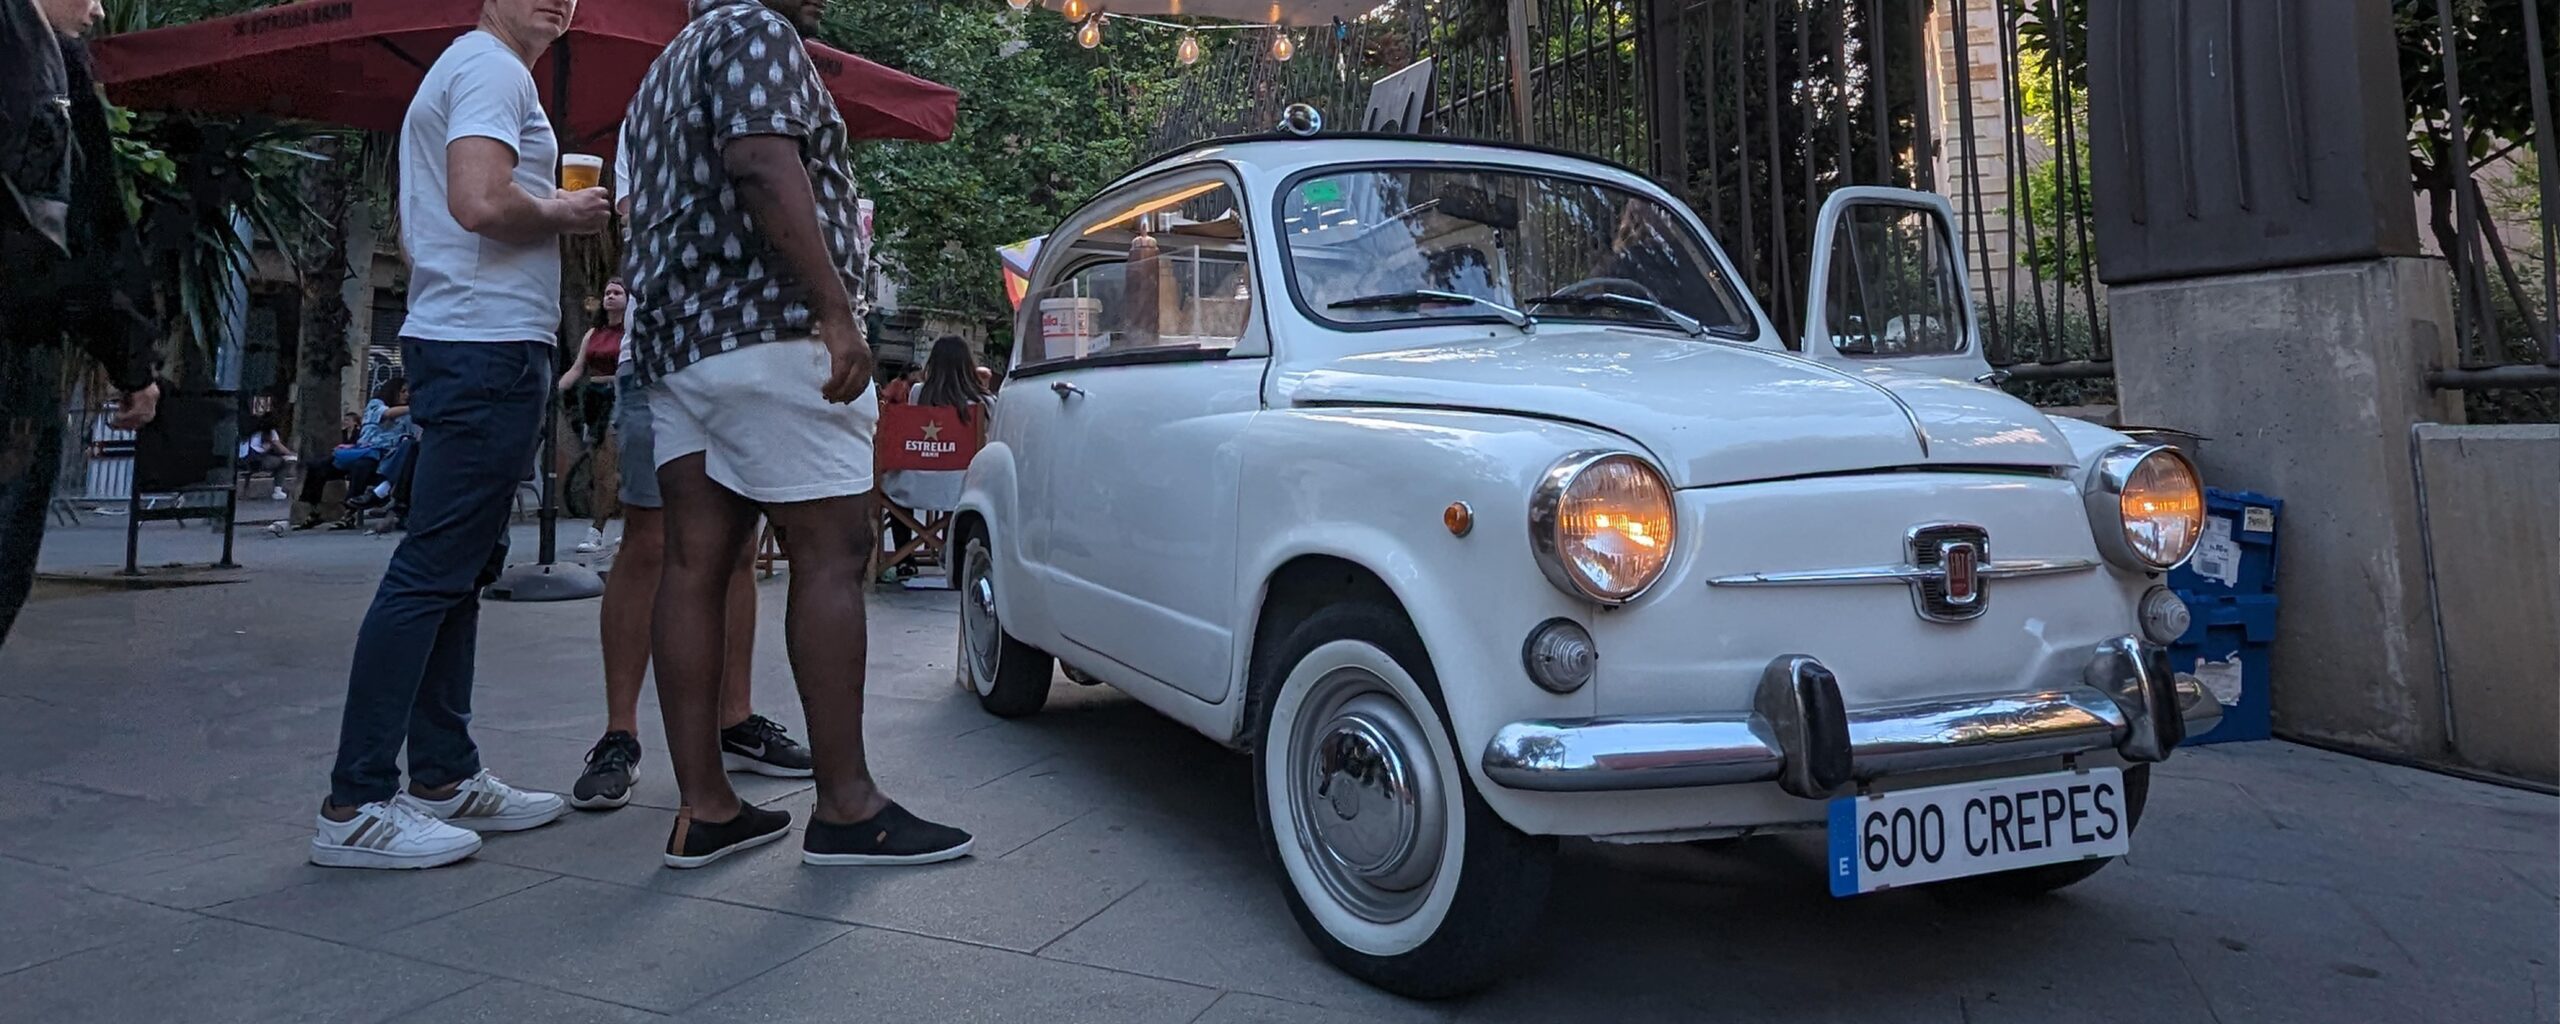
[312,0,612,872]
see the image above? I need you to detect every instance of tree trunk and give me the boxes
[292,140,356,468]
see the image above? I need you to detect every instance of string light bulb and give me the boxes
[1078,15,1103,48]
[1177,32,1201,65]
[1269,29,1294,62]
[1062,0,1087,19]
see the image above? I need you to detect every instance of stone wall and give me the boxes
[2413,424,2560,784]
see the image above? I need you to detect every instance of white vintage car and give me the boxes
[952,131,2219,997]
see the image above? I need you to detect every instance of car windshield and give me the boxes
[1281,167,1753,337]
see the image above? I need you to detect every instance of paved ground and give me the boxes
[4,504,2556,1023]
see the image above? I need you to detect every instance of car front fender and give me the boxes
[1229,407,1639,793]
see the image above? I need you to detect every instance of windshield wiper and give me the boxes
[1522,292,1709,338]
[1327,290,1534,332]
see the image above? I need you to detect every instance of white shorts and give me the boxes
[651,339,879,504]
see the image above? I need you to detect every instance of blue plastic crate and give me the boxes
[2169,593,2277,745]
[2170,488,2282,596]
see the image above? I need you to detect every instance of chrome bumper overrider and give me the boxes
[1481,636,2220,798]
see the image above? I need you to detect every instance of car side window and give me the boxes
[1823,203,1966,357]
[1021,178,1254,367]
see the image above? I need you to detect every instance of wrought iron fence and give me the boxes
[1146,0,2116,404]
[2414,0,2559,422]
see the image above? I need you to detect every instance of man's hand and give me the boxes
[818,308,873,404]
[553,188,613,236]
[108,382,158,431]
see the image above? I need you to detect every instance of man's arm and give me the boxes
[723,135,868,401]
[58,40,156,426]
[447,137,608,245]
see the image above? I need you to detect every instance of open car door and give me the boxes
[1800,186,1997,385]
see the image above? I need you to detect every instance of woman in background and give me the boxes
[881,336,989,581]
[556,278,626,551]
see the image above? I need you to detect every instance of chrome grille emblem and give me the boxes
[1703,523,2097,623]
[1907,524,1989,621]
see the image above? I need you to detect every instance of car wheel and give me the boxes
[957,532,1052,718]
[1250,600,1555,999]
[1943,764,2151,898]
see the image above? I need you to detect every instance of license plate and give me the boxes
[1826,766,2129,897]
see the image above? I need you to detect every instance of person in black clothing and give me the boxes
[1,0,162,647]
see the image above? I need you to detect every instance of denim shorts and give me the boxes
[612,372,660,509]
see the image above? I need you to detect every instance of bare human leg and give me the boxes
[650,453,755,823]
[599,506,661,737]
[718,532,758,729]
[758,492,890,826]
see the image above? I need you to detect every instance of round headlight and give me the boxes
[2085,445,2204,571]
[1531,452,1676,603]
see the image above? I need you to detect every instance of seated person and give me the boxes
[237,418,296,499]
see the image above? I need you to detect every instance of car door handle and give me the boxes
[1051,381,1085,399]
[1973,369,2013,386]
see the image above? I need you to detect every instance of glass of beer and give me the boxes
[561,154,603,192]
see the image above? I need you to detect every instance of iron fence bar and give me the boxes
[2428,365,2560,388]
[1798,0,1816,235]
[2524,0,2560,366]
[1952,0,2005,361]
[1735,0,1759,301]
[2434,0,2491,367]
[1832,0,1854,185]
[1998,0,2055,364]
[1909,0,1931,190]
[1765,0,1794,339]
[2054,0,2104,357]
[1868,0,1890,185]
[2001,360,2119,381]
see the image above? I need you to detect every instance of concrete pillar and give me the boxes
[2112,258,2463,755]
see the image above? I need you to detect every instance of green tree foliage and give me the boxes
[96,0,335,380]
[818,4,1184,344]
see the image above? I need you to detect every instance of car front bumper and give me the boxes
[1481,636,2218,798]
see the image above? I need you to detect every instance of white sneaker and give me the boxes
[411,770,568,833]
[310,796,483,869]
[575,526,606,553]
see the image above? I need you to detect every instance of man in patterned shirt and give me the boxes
[622,0,970,869]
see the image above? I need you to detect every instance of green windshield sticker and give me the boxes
[1300,179,1342,204]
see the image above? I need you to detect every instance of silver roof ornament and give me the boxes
[1278,103,1323,138]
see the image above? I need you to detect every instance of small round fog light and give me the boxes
[2140,586,2192,645]
[1523,618,1597,694]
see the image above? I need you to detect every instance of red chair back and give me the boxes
[875,402,985,473]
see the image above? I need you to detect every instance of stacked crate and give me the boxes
[2166,488,2282,744]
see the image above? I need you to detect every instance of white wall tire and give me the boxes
[958,532,1053,717]
[1250,600,1554,999]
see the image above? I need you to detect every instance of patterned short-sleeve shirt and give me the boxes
[620,0,863,385]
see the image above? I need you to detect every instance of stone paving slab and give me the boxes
[0,516,2552,1023]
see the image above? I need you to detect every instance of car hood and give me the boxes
[1290,330,2077,487]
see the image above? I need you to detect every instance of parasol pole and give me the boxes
[486,35,602,601]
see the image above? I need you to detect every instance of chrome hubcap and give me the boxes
[1289,669,1445,923]
[960,544,1001,687]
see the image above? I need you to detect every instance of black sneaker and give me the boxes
[803,802,973,866]
[720,714,814,778]
[663,803,793,869]
[571,731,641,811]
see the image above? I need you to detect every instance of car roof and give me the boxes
[1102,131,1666,197]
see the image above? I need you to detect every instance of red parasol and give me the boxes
[90,0,958,149]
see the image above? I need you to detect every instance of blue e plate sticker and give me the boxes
[1827,796,1859,897]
